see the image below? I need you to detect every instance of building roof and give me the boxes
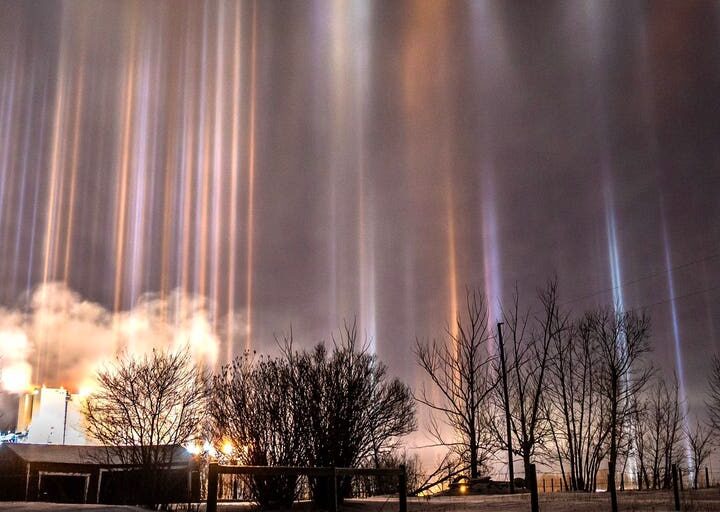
[1,443,191,466]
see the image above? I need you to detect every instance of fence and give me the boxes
[206,463,407,512]
[534,466,717,493]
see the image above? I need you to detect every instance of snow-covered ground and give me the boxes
[217,489,720,511]
[0,504,145,511]
[347,489,720,512]
[3,490,720,512]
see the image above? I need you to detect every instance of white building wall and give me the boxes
[19,388,89,445]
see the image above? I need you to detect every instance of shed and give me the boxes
[0,443,200,504]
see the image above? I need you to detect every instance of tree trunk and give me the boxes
[607,457,617,512]
[607,395,618,510]
[470,435,479,478]
[607,371,619,512]
[525,455,539,512]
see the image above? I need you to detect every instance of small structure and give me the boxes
[0,443,200,504]
[444,475,526,496]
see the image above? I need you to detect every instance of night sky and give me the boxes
[0,0,719,420]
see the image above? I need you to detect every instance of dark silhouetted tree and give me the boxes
[415,289,497,484]
[490,280,567,512]
[286,321,416,506]
[210,347,305,508]
[590,308,652,512]
[635,375,684,489]
[686,419,713,489]
[83,348,209,507]
[546,317,611,492]
[706,355,720,433]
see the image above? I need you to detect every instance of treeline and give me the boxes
[210,322,415,507]
[416,280,716,512]
[80,279,717,512]
[83,322,416,508]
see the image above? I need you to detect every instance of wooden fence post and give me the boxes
[398,465,407,512]
[207,462,218,512]
[706,466,711,488]
[330,467,338,512]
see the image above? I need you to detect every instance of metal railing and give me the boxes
[206,463,407,512]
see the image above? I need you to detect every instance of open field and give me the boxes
[379,489,720,511]
[0,505,145,511]
[219,489,720,511]
[3,490,720,512]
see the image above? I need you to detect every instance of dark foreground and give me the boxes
[3,489,720,512]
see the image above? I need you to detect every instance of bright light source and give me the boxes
[459,483,468,494]
[221,440,234,456]
[78,386,93,397]
[0,330,32,392]
[185,442,202,455]
[0,363,32,393]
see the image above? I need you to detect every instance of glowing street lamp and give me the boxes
[221,440,234,457]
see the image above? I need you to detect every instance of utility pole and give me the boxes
[62,390,70,445]
[498,322,514,493]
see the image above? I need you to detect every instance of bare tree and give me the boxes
[706,355,720,433]
[686,419,714,489]
[83,348,209,507]
[631,395,649,490]
[356,449,424,497]
[210,347,306,507]
[288,320,416,506]
[415,288,497,484]
[636,375,684,489]
[490,280,567,512]
[546,318,611,492]
[208,323,414,507]
[589,308,653,512]
[410,452,468,496]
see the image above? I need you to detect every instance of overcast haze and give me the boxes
[0,1,718,421]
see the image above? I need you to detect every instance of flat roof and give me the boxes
[1,444,191,466]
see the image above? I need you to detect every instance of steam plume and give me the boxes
[0,282,220,393]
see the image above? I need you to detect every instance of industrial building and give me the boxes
[14,387,87,445]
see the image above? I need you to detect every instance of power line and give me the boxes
[639,284,720,311]
[558,252,720,308]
